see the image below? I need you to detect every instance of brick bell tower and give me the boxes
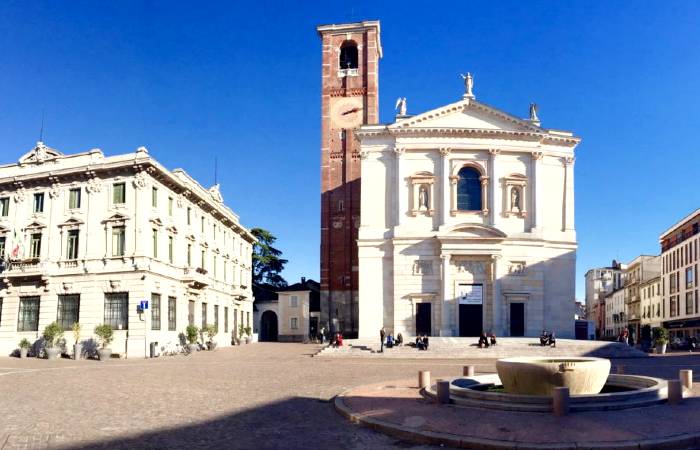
[317,21,381,337]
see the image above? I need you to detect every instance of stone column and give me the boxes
[441,253,452,336]
[489,149,500,227]
[562,156,575,231]
[395,147,405,227]
[531,151,543,232]
[439,147,451,225]
[491,255,502,336]
[480,176,489,216]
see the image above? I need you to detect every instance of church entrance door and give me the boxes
[416,303,431,336]
[510,303,525,336]
[458,284,483,337]
[459,304,483,337]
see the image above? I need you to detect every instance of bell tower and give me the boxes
[317,21,381,337]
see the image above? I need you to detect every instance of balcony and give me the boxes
[337,68,359,78]
[3,258,45,278]
[183,267,209,289]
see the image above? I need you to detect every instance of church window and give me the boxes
[338,200,344,212]
[457,167,482,211]
[339,41,358,70]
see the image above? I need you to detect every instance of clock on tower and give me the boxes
[317,21,382,337]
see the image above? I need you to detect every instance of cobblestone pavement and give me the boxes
[1,344,699,449]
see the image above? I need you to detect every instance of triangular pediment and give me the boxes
[390,99,542,133]
[59,217,84,227]
[103,213,129,224]
[18,142,63,164]
[24,221,46,230]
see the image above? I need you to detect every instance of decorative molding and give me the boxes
[488,148,501,157]
[359,150,370,160]
[412,260,433,276]
[531,151,544,161]
[439,147,451,157]
[132,171,148,190]
[508,261,527,276]
[86,177,103,194]
[393,146,406,157]
[455,260,486,276]
[13,190,26,203]
[562,156,575,166]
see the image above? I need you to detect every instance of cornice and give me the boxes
[356,127,579,146]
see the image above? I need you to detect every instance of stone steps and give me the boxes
[315,337,647,359]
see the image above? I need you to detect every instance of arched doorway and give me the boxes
[260,310,278,342]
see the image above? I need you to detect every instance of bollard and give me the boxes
[680,369,693,390]
[668,380,683,405]
[552,387,570,417]
[419,370,431,389]
[436,379,451,404]
[615,365,625,375]
[463,365,476,377]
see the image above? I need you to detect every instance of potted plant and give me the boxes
[238,325,246,344]
[43,321,64,360]
[72,322,82,360]
[185,325,199,353]
[203,324,217,350]
[18,338,31,358]
[94,324,114,361]
[654,327,669,354]
[244,326,252,344]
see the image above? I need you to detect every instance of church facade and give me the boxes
[355,86,580,339]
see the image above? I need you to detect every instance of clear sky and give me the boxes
[1,1,699,299]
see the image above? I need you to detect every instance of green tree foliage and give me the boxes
[251,227,288,287]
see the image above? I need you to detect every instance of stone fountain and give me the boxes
[496,356,611,395]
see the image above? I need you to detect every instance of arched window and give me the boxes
[339,41,358,69]
[457,167,482,211]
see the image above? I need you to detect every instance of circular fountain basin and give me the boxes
[496,356,611,395]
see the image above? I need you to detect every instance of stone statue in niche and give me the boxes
[509,262,526,275]
[418,185,429,210]
[510,187,521,212]
[413,260,433,276]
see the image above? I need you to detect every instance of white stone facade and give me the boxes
[355,95,580,339]
[0,143,255,357]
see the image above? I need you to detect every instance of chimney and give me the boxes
[301,276,306,284]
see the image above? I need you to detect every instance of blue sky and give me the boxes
[1,1,699,299]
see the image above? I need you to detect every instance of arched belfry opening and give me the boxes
[339,41,358,69]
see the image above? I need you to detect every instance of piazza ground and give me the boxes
[2,344,700,449]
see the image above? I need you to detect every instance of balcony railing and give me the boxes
[337,68,359,77]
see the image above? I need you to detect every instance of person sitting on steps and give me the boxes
[478,331,490,348]
[489,332,497,347]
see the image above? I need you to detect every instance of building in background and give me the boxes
[605,287,626,338]
[254,277,320,342]
[584,260,624,338]
[317,21,382,338]
[0,142,255,357]
[660,209,700,341]
[623,255,661,342]
[640,275,662,330]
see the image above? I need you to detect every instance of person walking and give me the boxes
[380,327,386,353]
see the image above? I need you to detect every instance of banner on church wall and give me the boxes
[458,284,483,305]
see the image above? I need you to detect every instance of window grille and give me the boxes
[104,293,128,330]
[18,296,40,332]
[151,293,161,330]
[168,297,176,331]
[57,294,80,330]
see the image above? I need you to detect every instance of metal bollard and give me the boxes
[668,379,683,405]
[436,379,451,404]
[680,369,693,390]
[463,365,476,377]
[552,387,570,417]
[615,365,625,374]
[419,370,431,389]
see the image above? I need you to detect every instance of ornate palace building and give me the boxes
[354,75,580,338]
[0,143,255,357]
[317,21,381,336]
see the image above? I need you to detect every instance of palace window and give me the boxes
[214,305,219,332]
[687,291,694,315]
[113,183,126,204]
[104,293,128,330]
[29,233,42,258]
[57,294,80,330]
[168,297,177,331]
[151,293,161,330]
[457,167,482,211]
[66,229,79,260]
[290,295,298,308]
[290,317,298,330]
[0,197,8,216]
[168,236,174,264]
[687,267,694,289]
[17,296,40,332]
[188,300,195,326]
[187,207,192,225]
[112,226,125,256]
[0,236,6,258]
[168,197,173,216]
[339,41,358,70]
[33,193,44,213]
[187,244,192,267]
[152,187,158,208]
[69,188,81,209]
[152,229,158,259]
[202,302,207,328]
[224,306,229,333]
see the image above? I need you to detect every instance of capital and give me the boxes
[531,151,544,161]
[488,148,501,157]
[359,150,370,160]
[439,147,451,157]
[563,156,575,166]
[393,146,406,157]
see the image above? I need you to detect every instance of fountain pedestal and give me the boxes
[496,356,611,395]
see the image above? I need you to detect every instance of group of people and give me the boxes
[415,334,429,350]
[379,327,405,352]
[477,332,497,348]
[540,330,556,347]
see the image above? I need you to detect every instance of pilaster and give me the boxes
[531,151,544,232]
[440,253,453,336]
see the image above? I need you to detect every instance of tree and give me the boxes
[251,227,288,287]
